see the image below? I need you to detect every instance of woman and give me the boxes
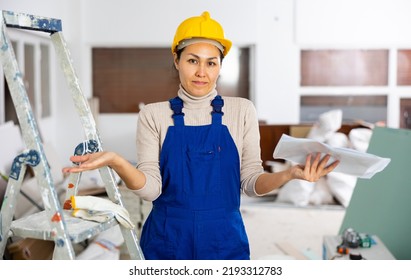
[63,11,339,260]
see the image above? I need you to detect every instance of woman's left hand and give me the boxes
[291,153,339,182]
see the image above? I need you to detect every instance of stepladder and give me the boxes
[0,10,145,260]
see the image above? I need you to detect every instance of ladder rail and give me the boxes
[0,9,145,260]
[0,155,28,256]
[51,31,145,260]
[0,12,75,259]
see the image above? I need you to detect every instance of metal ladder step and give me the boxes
[10,210,118,244]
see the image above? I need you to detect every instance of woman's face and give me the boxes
[174,42,222,97]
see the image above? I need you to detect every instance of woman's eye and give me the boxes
[188,59,198,64]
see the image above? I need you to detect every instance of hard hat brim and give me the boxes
[172,37,232,57]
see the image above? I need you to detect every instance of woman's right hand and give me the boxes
[62,151,118,173]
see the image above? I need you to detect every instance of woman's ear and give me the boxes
[173,53,179,70]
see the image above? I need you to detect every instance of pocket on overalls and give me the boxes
[218,212,250,259]
[141,211,175,259]
[184,145,221,195]
[197,212,250,260]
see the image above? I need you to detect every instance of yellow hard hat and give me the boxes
[171,11,232,57]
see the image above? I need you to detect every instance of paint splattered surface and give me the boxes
[10,210,118,243]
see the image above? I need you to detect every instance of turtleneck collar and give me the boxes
[177,84,218,109]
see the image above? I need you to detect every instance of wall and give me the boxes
[296,0,411,130]
[79,0,295,161]
[0,0,86,164]
[2,0,411,164]
[80,0,262,162]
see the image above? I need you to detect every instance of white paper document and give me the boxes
[273,134,391,179]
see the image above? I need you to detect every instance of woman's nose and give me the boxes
[195,64,206,77]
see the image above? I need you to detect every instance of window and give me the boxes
[300,95,387,124]
[300,49,389,125]
[397,50,411,86]
[301,50,388,86]
[1,29,53,125]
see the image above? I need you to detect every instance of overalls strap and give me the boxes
[169,96,184,126]
[211,95,224,124]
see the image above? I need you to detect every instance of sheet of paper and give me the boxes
[273,134,391,179]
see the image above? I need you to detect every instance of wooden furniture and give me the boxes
[259,123,366,171]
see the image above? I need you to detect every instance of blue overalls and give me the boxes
[140,95,250,260]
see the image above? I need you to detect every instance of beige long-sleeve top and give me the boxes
[131,86,265,201]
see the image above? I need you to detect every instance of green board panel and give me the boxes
[340,127,411,259]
